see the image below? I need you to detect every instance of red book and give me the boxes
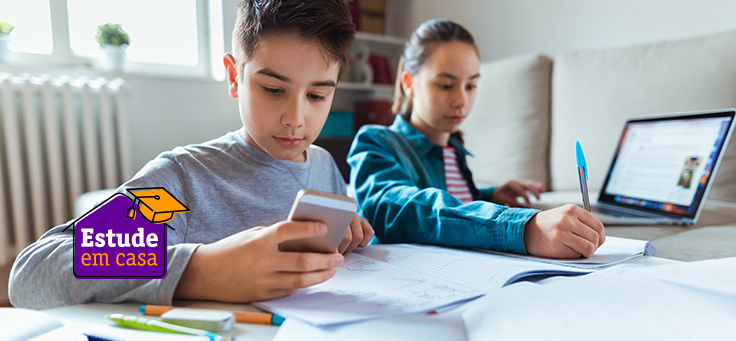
[349,0,361,31]
[354,100,394,132]
[368,53,393,84]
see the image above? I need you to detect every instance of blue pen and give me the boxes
[576,141,591,212]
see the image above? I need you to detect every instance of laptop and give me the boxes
[591,109,735,226]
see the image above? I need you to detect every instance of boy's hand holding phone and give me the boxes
[174,220,343,303]
[174,190,375,303]
[338,214,374,254]
[279,190,374,254]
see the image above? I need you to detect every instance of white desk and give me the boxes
[42,300,280,340]
[39,256,675,340]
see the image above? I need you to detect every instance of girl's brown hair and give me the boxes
[392,18,478,144]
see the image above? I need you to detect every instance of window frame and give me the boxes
[5,0,218,80]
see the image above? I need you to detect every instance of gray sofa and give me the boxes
[463,29,736,261]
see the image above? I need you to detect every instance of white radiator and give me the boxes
[0,73,132,265]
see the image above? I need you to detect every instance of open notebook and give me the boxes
[277,257,736,341]
[255,236,656,327]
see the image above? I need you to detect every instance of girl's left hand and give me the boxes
[491,179,546,207]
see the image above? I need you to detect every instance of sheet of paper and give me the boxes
[273,311,467,341]
[477,236,657,269]
[534,261,665,285]
[356,244,591,291]
[1,308,63,341]
[254,253,484,327]
[462,257,736,341]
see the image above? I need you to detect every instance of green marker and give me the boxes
[106,313,234,341]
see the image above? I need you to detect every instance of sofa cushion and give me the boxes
[550,29,736,203]
[462,54,553,187]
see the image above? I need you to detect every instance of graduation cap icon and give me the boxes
[126,187,189,224]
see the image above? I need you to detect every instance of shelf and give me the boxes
[337,82,395,92]
[355,31,407,46]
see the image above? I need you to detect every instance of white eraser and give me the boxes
[160,309,235,332]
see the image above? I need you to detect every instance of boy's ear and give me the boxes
[224,53,239,99]
[401,71,413,99]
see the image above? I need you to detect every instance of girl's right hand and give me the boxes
[523,204,605,259]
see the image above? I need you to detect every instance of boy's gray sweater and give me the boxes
[9,131,347,309]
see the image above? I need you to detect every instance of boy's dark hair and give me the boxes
[232,0,356,76]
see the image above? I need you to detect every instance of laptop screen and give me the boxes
[598,110,735,220]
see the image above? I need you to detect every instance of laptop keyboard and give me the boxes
[592,206,653,218]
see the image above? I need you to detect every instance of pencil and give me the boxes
[140,305,286,326]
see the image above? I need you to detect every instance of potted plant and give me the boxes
[0,20,15,63]
[96,23,130,71]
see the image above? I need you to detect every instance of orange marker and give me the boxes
[140,305,285,326]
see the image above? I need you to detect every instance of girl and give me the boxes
[347,18,604,259]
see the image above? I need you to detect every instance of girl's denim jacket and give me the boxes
[347,115,539,254]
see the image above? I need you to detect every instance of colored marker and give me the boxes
[106,314,232,341]
[140,305,285,326]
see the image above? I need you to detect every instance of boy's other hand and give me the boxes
[337,214,375,254]
[174,220,343,303]
[491,179,546,207]
[523,204,606,259]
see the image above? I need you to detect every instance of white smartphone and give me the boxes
[278,189,358,253]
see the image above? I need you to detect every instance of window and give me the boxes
[1,0,221,78]
[67,0,200,66]
[0,0,53,55]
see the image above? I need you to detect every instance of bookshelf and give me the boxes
[355,31,408,46]
[320,0,413,182]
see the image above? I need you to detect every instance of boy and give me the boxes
[9,0,373,309]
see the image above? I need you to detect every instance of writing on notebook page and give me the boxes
[357,244,590,291]
[254,253,483,327]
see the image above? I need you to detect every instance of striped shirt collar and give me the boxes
[389,114,473,157]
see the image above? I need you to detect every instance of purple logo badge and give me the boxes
[69,187,188,279]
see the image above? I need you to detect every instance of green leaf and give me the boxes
[95,22,130,47]
[0,20,15,35]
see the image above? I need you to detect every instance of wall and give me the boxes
[412,0,736,62]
